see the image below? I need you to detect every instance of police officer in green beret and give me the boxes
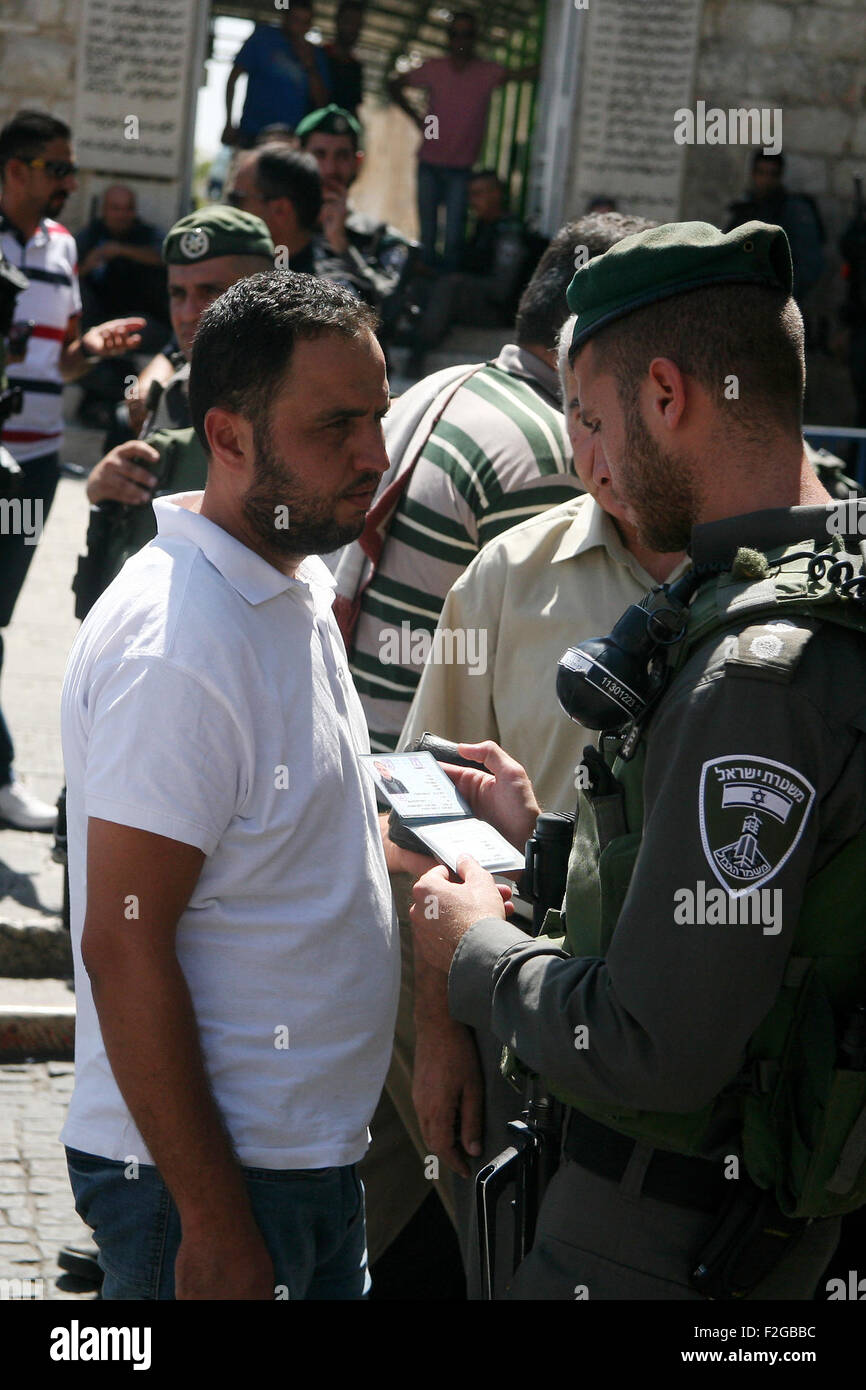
[296,104,417,335]
[74,206,274,611]
[408,220,866,1299]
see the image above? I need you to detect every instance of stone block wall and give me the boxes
[685,0,865,420]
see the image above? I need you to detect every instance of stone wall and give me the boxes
[687,0,864,247]
[0,0,186,234]
[683,0,865,421]
[0,0,79,134]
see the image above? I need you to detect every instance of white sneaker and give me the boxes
[0,778,58,831]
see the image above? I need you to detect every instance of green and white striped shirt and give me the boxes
[350,344,581,750]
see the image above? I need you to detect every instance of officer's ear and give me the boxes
[644,356,687,434]
[203,406,256,484]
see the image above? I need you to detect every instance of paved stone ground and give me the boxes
[0,1061,98,1300]
[0,419,103,1302]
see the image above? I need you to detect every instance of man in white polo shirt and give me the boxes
[61,272,413,1300]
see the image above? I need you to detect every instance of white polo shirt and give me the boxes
[60,492,399,1170]
[0,213,81,462]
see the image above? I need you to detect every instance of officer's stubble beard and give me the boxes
[241,416,380,561]
[617,386,703,554]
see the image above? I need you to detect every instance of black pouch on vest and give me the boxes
[690,1175,809,1298]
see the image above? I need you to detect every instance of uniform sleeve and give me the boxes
[448,647,858,1113]
[398,551,503,750]
[85,655,250,856]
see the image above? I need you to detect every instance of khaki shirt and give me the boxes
[399,491,686,814]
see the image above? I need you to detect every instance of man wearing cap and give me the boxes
[409,220,866,1298]
[77,207,274,604]
[296,105,416,331]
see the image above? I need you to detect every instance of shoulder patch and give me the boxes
[699,755,816,895]
[724,618,816,683]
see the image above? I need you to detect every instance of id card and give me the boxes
[361,751,525,875]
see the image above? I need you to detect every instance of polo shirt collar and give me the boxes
[0,208,45,248]
[154,491,337,608]
[551,494,691,586]
[492,343,561,406]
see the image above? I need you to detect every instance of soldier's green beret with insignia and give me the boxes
[163,206,274,265]
[295,104,363,149]
[567,220,794,355]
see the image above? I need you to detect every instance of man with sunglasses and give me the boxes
[387,13,537,270]
[0,109,144,831]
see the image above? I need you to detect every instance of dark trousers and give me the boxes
[0,450,59,784]
[417,163,471,270]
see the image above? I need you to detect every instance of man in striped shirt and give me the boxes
[0,110,144,830]
[344,223,595,753]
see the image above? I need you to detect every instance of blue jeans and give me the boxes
[66,1147,369,1300]
[417,163,471,270]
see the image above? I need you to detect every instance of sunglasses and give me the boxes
[20,157,79,179]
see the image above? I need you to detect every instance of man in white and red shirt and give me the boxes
[388,13,537,269]
[0,109,144,830]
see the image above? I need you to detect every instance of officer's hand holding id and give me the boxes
[438,740,540,856]
[410,856,514,974]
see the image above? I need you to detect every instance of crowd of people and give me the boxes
[0,8,865,1309]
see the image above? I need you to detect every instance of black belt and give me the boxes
[563,1109,728,1213]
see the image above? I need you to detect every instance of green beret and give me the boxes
[295,104,362,148]
[567,220,794,355]
[163,206,274,265]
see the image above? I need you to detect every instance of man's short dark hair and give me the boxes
[515,213,655,353]
[0,110,71,174]
[752,150,784,171]
[449,10,476,32]
[589,284,805,439]
[188,271,379,452]
[253,147,323,230]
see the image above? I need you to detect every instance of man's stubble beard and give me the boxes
[241,422,376,558]
[618,391,702,554]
